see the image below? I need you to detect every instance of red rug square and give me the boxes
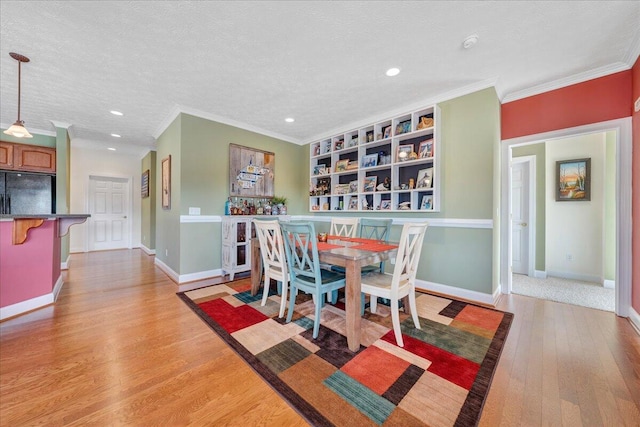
[199,298,267,333]
[341,345,410,394]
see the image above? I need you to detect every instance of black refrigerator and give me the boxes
[0,171,56,214]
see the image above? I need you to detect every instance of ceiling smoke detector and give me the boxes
[463,34,479,49]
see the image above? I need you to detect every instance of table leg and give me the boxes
[345,260,361,352]
[251,239,262,296]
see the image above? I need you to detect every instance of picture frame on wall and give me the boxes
[161,156,171,209]
[556,158,591,201]
[141,169,149,198]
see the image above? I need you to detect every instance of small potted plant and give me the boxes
[272,196,287,215]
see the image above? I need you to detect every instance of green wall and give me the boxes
[309,88,501,294]
[512,143,546,271]
[141,151,157,251]
[0,130,56,147]
[154,113,307,275]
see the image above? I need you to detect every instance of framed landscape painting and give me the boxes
[556,158,590,201]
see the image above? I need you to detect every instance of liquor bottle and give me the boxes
[225,197,232,215]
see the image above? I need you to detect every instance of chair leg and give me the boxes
[260,274,271,306]
[286,288,297,323]
[390,298,404,347]
[278,280,288,318]
[409,291,421,329]
[370,295,378,313]
[360,293,366,316]
[313,292,322,339]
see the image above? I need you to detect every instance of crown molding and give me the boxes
[152,104,301,145]
[502,62,630,103]
[302,77,499,145]
[49,120,72,129]
[623,27,640,66]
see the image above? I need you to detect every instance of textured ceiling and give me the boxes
[1,1,639,155]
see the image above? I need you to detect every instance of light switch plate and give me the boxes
[189,207,201,215]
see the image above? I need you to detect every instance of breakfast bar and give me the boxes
[0,214,90,320]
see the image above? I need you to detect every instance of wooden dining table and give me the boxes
[251,235,399,352]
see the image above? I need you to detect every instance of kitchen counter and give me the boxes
[0,214,90,320]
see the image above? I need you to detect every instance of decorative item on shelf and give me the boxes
[346,161,358,170]
[348,136,358,147]
[334,140,344,151]
[383,176,391,190]
[272,196,287,215]
[409,178,415,189]
[419,140,434,158]
[382,125,391,139]
[313,145,320,156]
[397,144,413,162]
[334,184,349,195]
[417,116,434,130]
[417,168,434,189]
[398,201,411,210]
[225,197,232,215]
[376,133,382,140]
[349,180,358,193]
[408,151,418,160]
[421,196,433,210]
[361,153,378,168]
[376,183,386,191]
[366,131,374,142]
[335,159,349,172]
[380,200,391,210]
[348,198,358,210]
[363,176,377,192]
[322,202,330,210]
[396,120,411,135]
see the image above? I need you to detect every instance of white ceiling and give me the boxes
[1,1,639,156]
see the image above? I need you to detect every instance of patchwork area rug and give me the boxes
[178,279,513,427]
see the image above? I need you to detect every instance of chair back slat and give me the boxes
[359,218,392,241]
[280,221,321,289]
[253,219,286,273]
[329,217,359,237]
[391,223,429,287]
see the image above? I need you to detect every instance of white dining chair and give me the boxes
[329,217,359,237]
[360,222,429,347]
[253,219,289,318]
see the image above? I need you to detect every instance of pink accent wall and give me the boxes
[0,220,61,308]
[502,68,638,314]
[502,71,632,140]
[632,56,640,312]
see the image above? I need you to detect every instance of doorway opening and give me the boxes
[501,118,632,317]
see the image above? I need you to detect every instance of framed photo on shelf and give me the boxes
[366,130,374,142]
[348,136,358,147]
[421,196,433,210]
[416,168,433,188]
[348,198,358,210]
[335,159,349,172]
[382,125,392,139]
[361,153,378,168]
[363,176,377,192]
[349,180,358,193]
[556,158,591,201]
[418,140,434,158]
[380,200,391,210]
[397,144,413,162]
[334,140,344,151]
[334,183,349,195]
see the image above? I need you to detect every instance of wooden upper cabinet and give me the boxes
[0,141,56,173]
[0,142,14,169]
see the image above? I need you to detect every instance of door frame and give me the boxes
[500,118,632,317]
[511,155,536,278]
[86,174,133,251]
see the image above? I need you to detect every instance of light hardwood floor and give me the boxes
[1,249,638,426]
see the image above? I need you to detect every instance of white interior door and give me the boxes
[511,161,530,275]
[89,176,131,251]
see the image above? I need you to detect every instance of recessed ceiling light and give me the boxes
[111,133,121,138]
[463,34,479,49]
[385,68,400,77]
[285,117,295,123]
[107,147,116,151]
[110,110,123,116]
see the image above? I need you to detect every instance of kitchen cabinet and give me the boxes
[0,141,56,173]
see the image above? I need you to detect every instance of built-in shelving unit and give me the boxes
[309,105,440,212]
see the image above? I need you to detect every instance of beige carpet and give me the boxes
[511,274,614,312]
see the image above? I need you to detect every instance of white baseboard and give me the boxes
[153,258,221,284]
[534,270,547,279]
[140,244,156,255]
[415,279,496,306]
[52,275,64,302]
[546,270,601,284]
[0,292,54,321]
[603,279,615,289]
[628,307,640,336]
[61,254,71,270]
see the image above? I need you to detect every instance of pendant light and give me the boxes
[3,52,33,138]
